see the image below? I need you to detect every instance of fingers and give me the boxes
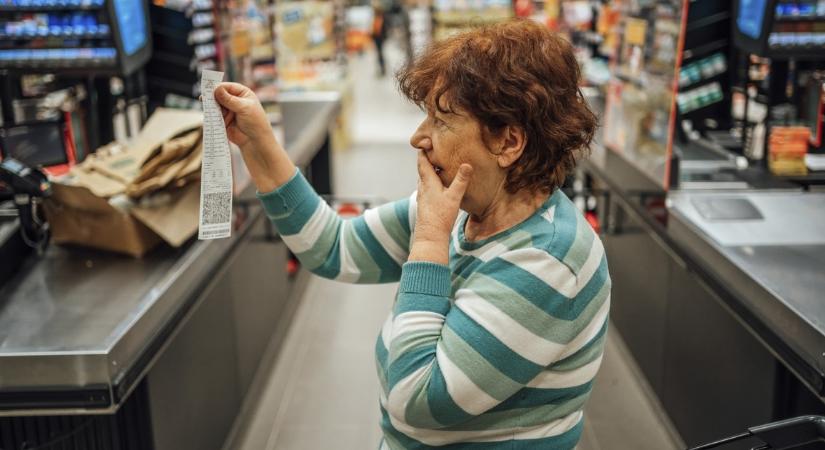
[416,151,440,185]
[447,164,473,199]
[214,83,253,113]
[220,103,234,123]
[217,82,252,97]
[223,110,236,128]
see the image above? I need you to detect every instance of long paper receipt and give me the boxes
[198,69,233,240]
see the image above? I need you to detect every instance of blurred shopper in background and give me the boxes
[388,0,413,64]
[372,1,388,76]
[214,19,609,449]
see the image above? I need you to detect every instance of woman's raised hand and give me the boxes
[212,82,295,193]
[214,82,271,151]
[409,151,473,265]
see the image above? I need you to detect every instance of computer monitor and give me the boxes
[738,0,769,39]
[734,0,777,55]
[110,0,152,75]
[0,122,69,169]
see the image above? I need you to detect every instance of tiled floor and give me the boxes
[225,40,685,450]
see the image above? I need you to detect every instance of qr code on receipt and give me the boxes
[202,192,232,224]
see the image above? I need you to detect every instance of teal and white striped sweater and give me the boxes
[258,169,611,449]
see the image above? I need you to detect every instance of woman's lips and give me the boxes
[428,158,443,174]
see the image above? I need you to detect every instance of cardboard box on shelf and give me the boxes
[43,108,205,257]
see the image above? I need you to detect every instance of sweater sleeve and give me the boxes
[385,247,611,429]
[257,168,416,283]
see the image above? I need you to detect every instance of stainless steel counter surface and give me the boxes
[279,91,341,167]
[668,191,825,393]
[0,97,340,414]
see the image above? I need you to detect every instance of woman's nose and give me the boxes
[410,122,432,151]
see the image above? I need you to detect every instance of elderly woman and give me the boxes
[215,19,609,450]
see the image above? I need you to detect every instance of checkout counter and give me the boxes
[0,94,340,450]
[581,93,825,447]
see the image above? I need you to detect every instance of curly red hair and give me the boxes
[398,19,597,193]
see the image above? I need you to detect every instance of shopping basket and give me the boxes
[688,415,825,449]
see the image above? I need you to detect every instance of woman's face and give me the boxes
[409,103,504,215]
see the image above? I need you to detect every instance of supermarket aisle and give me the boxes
[226,42,684,450]
[226,42,419,450]
[242,43,421,450]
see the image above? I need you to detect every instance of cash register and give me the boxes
[0,157,51,287]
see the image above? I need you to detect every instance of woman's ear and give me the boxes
[497,125,527,169]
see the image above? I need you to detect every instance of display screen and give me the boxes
[0,123,67,168]
[737,0,769,39]
[1,158,26,174]
[113,0,147,56]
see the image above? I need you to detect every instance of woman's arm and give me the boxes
[214,82,416,283]
[258,170,416,283]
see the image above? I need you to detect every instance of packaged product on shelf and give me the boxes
[276,0,346,90]
[432,0,512,41]
[677,82,723,114]
[277,1,336,61]
[344,5,372,53]
[769,126,810,176]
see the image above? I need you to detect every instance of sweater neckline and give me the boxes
[456,190,559,251]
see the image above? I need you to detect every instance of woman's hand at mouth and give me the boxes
[409,151,473,265]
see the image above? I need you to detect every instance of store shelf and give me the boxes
[775,16,825,22]
[0,2,102,11]
[191,12,213,27]
[682,39,727,61]
[0,54,116,70]
[187,28,214,44]
[678,97,724,115]
[149,49,196,70]
[252,56,275,65]
[0,29,110,40]
[767,44,825,61]
[433,8,513,26]
[575,30,604,45]
[679,71,727,91]
[686,11,730,32]
[614,66,674,89]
